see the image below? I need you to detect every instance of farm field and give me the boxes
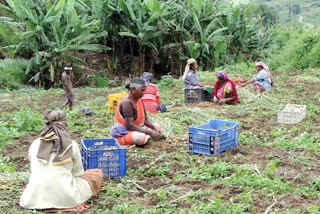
[1,70,320,213]
[1,0,320,213]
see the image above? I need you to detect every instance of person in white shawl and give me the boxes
[20,110,103,212]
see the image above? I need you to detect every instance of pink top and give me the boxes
[141,83,161,114]
[141,83,161,103]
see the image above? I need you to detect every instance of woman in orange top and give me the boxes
[110,78,162,146]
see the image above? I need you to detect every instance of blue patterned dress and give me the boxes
[253,69,272,92]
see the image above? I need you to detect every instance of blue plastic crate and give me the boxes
[81,138,126,178]
[188,119,240,155]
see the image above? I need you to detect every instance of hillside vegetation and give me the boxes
[251,0,320,26]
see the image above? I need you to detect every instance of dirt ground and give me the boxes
[3,132,320,213]
[1,71,320,213]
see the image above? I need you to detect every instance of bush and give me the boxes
[0,108,43,147]
[0,59,29,90]
[310,177,320,191]
[89,74,109,88]
[267,27,320,71]
[0,24,19,47]
[215,62,254,77]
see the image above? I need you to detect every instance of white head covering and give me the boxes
[64,66,72,71]
[182,58,197,80]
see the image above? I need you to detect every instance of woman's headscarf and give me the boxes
[217,70,229,81]
[142,72,153,84]
[37,110,73,166]
[182,58,197,80]
[256,62,272,84]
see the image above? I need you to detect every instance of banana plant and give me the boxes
[222,6,259,62]
[0,0,110,87]
[118,0,166,75]
[76,0,123,73]
[182,0,228,69]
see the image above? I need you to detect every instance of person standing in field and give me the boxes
[61,65,74,111]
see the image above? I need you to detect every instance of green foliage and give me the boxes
[0,24,19,56]
[0,58,28,90]
[157,75,178,89]
[310,177,320,191]
[90,74,109,88]
[252,0,320,26]
[177,160,233,181]
[0,0,110,86]
[308,205,319,214]
[246,3,277,26]
[0,108,43,147]
[268,28,320,71]
[161,0,274,69]
[118,0,165,74]
[191,198,249,213]
[12,108,43,132]
[0,0,278,81]
[0,155,16,172]
[144,166,169,177]
[215,62,254,76]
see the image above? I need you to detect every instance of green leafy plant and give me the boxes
[0,0,110,87]
[0,108,43,146]
[0,58,29,90]
[118,0,166,75]
[90,73,109,88]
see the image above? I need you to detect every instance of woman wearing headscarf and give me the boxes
[110,78,163,146]
[141,72,166,114]
[20,110,103,212]
[241,62,272,92]
[212,71,239,105]
[183,58,204,89]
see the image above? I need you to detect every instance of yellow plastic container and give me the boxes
[108,92,128,111]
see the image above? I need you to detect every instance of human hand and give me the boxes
[154,125,163,134]
[239,82,248,87]
[218,99,226,105]
[219,98,233,105]
[149,130,162,140]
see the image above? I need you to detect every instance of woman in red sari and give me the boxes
[212,71,239,105]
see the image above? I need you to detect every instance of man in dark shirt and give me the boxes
[61,65,74,111]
